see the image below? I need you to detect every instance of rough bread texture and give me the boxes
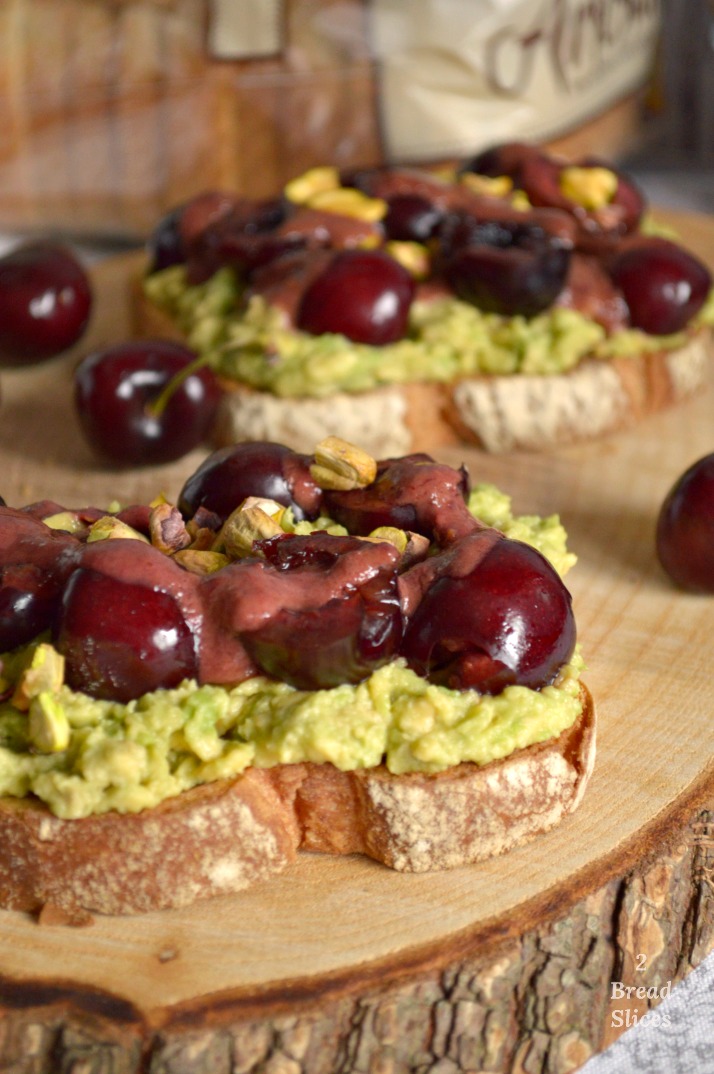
[133,282,712,454]
[451,333,712,452]
[0,687,594,915]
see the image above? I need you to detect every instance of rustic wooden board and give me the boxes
[1,210,714,1074]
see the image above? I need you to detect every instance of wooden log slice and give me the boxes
[0,210,713,1073]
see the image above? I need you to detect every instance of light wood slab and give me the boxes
[1,210,714,1073]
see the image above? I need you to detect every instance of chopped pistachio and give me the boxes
[173,549,231,575]
[369,526,430,564]
[511,189,531,211]
[43,511,88,536]
[87,516,150,544]
[368,526,409,553]
[239,497,286,524]
[28,692,70,753]
[559,165,618,210]
[186,524,221,552]
[310,436,377,491]
[308,187,387,223]
[459,173,513,199]
[219,505,284,558]
[284,165,340,204]
[385,240,430,279]
[149,502,192,554]
[12,643,65,712]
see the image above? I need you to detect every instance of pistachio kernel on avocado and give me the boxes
[28,693,70,753]
[11,643,65,712]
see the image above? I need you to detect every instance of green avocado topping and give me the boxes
[0,486,582,819]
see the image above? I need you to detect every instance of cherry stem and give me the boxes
[148,352,213,418]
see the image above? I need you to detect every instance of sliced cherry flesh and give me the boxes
[609,239,711,335]
[296,249,416,345]
[656,452,714,593]
[242,533,403,689]
[178,441,322,523]
[401,537,576,693]
[54,567,198,703]
[440,216,571,318]
[74,339,221,467]
[0,243,92,366]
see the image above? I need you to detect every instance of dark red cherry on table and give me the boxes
[656,453,714,593]
[74,339,221,467]
[0,242,92,366]
[610,239,711,335]
[296,249,415,345]
[401,536,576,693]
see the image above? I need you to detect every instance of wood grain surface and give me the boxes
[1,210,714,1074]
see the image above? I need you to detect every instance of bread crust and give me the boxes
[133,281,712,455]
[0,685,594,915]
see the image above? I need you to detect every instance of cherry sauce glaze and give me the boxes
[0,444,576,702]
[145,141,711,345]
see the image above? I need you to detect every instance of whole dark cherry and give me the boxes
[0,243,92,366]
[74,339,221,467]
[440,216,571,318]
[241,533,403,689]
[296,250,415,345]
[401,536,576,693]
[610,239,711,335]
[178,441,322,523]
[55,566,198,702]
[656,453,714,593]
[383,194,444,243]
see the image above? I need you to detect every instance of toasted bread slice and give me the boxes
[133,281,712,456]
[0,684,594,916]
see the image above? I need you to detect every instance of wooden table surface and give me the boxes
[1,212,714,1073]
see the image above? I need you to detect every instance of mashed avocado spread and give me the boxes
[143,262,714,398]
[0,486,582,820]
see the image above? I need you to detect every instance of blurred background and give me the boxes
[0,0,711,245]
[624,0,714,214]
